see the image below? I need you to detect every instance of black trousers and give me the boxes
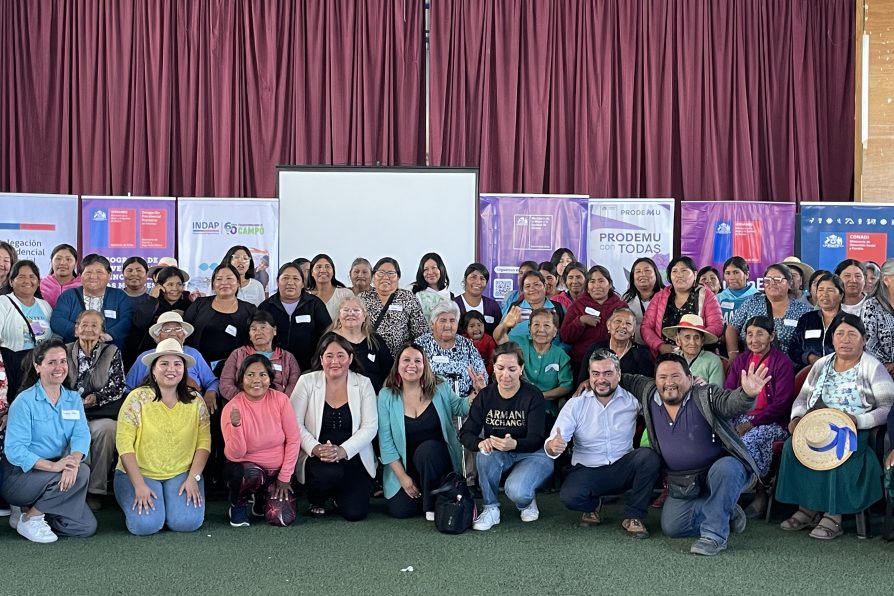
[559,448,662,520]
[305,456,372,521]
[386,440,452,519]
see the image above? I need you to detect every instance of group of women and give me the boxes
[0,239,892,543]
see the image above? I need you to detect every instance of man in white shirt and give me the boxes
[545,349,660,538]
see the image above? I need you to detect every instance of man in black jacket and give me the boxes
[621,353,770,556]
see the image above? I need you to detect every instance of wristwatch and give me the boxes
[193,473,202,482]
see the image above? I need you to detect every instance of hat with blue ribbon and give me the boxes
[792,408,858,471]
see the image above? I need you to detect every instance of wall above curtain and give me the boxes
[429,0,855,202]
[0,0,425,198]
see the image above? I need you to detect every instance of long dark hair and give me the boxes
[311,332,366,375]
[306,253,347,291]
[223,245,256,280]
[236,353,275,391]
[139,355,199,403]
[411,252,449,293]
[623,257,664,302]
[384,342,438,400]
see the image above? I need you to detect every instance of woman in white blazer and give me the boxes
[291,333,378,520]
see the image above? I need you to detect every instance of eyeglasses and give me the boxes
[340,308,362,314]
[375,271,398,278]
[230,255,252,262]
[762,276,787,285]
[160,326,183,333]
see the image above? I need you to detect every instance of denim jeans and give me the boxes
[114,471,205,536]
[660,456,750,545]
[476,449,554,509]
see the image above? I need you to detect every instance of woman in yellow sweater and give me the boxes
[113,338,211,535]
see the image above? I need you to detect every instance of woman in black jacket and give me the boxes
[259,263,331,372]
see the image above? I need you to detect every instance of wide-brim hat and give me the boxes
[782,257,815,281]
[148,257,190,282]
[662,314,719,344]
[792,408,857,471]
[148,311,194,340]
[141,337,196,369]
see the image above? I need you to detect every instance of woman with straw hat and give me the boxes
[113,338,211,535]
[662,314,724,386]
[775,313,894,540]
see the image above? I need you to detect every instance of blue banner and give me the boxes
[800,203,894,270]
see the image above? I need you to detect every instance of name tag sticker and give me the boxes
[484,315,495,324]
[783,319,798,327]
[104,310,117,319]
[367,353,376,362]
[295,314,311,324]
[545,363,560,372]
[62,409,80,420]
[805,329,822,339]
[433,355,450,364]
[721,301,735,310]
[0,371,6,380]
[388,304,403,312]
[584,307,600,317]
[225,325,237,336]
[272,363,283,371]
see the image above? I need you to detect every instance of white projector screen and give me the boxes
[278,167,479,295]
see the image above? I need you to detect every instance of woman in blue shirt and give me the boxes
[0,338,95,543]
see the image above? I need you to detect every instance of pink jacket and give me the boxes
[559,292,628,362]
[219,346,301,400]
[641,286,723,357]
[39,275,81,308]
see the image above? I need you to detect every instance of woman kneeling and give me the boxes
[222,354,300,527]
[114,339,211,535]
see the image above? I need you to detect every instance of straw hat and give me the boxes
[662,314,719,344]
[782,257,815,282]
[140,337,196,368]
[792,408,857,471]
[148,311,194,340]
[148,256,190,282]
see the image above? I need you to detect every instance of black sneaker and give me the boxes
[229,505,250,527]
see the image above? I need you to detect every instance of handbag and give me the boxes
[666,468,709,500]
[431,472,475,534]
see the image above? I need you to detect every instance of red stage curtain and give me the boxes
[0,0,425,198]
[429,0,854,202]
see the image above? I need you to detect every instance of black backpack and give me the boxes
[431,472,475,534]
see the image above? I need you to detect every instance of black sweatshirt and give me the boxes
[459,381,546,453]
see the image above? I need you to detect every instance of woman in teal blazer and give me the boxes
[377,343,470,519]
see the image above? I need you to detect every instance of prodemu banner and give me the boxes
[800,202,894,271]
[81,196,176,289]
[680,201,797,288]
[479,194,589,300]
[177,197,279,296]
[587,199,676,286]
[0,193,79,275]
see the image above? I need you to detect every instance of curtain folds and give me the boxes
[0,0,425,197]
[429,0,854,202]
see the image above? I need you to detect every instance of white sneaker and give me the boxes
[17,513,58,543]
[9,506,21,529]
[520,498,540,522]
[425,511,435,522]
[473,507,500,531]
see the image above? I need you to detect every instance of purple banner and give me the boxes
[81,196,176,289]
[479,194,589,299]
[680,201,797,289]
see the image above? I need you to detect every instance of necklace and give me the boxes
[609,338,631,360]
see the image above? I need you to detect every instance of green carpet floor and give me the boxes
[0,494,890,595]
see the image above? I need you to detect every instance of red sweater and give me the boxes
[559,292,628,362]
[640,286,723,357]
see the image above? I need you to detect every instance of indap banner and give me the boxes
[177,197,279,295]
[587,198,676,286]
[479,194,589,300]
[0,193,79,275]
[80,196,176,288]
[800,202,894,271]
[680,201,797,287]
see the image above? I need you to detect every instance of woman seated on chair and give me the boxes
[662,314,724,385]
[724,316,795,517]
[377,344,470,520]
[775,313,894,540]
